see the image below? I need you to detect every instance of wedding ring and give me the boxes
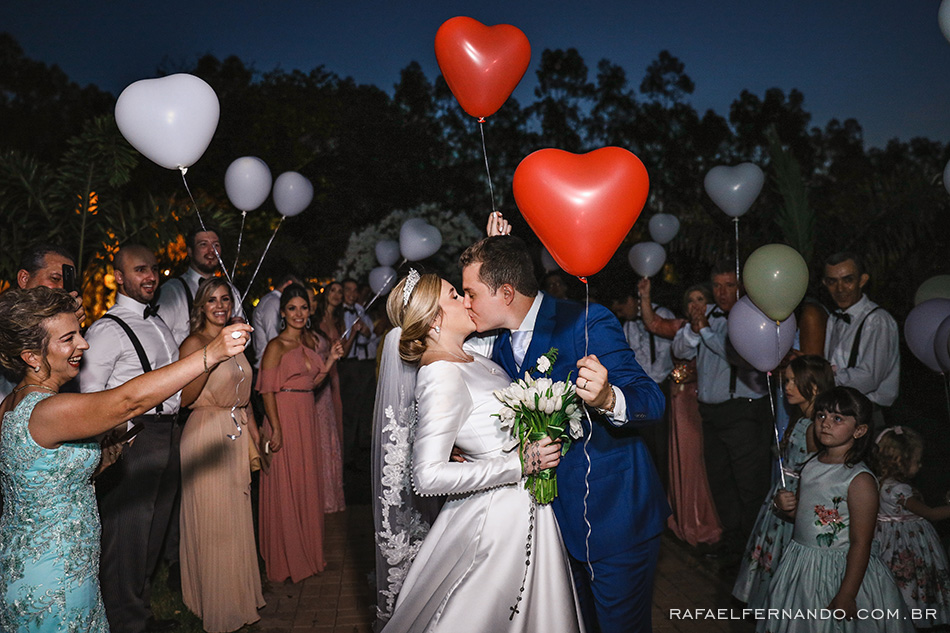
[581,378,589,389]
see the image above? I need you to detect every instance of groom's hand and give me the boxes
[485,211,512,237]
[576,354,612,409]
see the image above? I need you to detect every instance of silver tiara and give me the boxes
[403,269,421,306]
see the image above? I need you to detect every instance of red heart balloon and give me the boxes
[434,16,531,120]
[513,148,650,277]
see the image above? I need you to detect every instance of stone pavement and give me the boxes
[254,505,755,633]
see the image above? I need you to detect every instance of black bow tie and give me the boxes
[832,310,852,324]
[344,306,357,314]
[143,304,160,319]
[709,308,727,318]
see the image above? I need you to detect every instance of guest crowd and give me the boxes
[1,222,949,633]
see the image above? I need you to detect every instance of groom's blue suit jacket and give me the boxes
[492,293,671,561]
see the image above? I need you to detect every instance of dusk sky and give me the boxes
[3,0,949,149]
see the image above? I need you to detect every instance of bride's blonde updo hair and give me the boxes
[386,271,442,364]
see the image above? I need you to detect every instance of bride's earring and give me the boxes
[434,325,440,334]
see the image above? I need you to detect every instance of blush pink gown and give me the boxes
[257,345,327,582]
[314,336,345,513]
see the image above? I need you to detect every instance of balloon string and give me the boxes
[478,120,497,213]
[943,373,950,425]
[341,257,407,340]
[179,168,236,289]
[733,217,740,303]
[576,276,594,583]
[231,211,247,279]
[767,370,786,489]
[226,357,245,440]
[241,217,284,303]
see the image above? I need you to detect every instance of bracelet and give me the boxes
[202,345,210,373]
[595,385,616,416]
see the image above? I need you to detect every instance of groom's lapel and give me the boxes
[523,295,555,379]
[494,329,517,378]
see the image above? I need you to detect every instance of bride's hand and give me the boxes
[523,436,562,475]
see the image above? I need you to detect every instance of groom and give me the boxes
[461,235,669,633]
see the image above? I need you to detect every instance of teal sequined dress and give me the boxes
[0,391,108,632]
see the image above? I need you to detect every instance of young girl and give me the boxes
[733,355,834,608]
[758,387,913,633]
[872,426,950,628]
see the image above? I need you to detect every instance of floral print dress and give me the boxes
[733,417,814,607]
[875,478,950,627]
[757,459,913,633]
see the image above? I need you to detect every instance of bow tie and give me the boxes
[343,306,357,314]
[143,304,160,319]
[709,308,727,318]
[831,310,852,324]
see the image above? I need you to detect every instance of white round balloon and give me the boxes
[272,172,313,217]
[115,73,220,170]
[369,266,398,295]
[225,157,272,211]
[375,240,401,267]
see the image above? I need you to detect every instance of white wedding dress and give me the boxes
[381,355,584,633]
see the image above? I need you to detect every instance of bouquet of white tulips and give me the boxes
[494,348,583,504]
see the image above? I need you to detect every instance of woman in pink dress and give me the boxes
[314,282,350,444]
[257,284,344,582]
[640,279,722,546]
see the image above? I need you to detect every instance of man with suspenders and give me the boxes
[156,224,245,346]
[822,251,899,429]
[81,245,180,632]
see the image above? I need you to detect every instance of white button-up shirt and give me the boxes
[343,303,377,360]
[622,305,675,384]
[156,267,245,345]
[824,295,900,406]
[80,292,181,415]
[251,289,281,368]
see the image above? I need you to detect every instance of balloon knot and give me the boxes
[477,117,486,123]
[578,276,588,284]
[179,166,188,176]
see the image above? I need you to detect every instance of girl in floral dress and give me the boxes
[872,426,950,628]
[758,387,913,633]
[733,355,833,608]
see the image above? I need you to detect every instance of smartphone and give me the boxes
[62,264,76,293]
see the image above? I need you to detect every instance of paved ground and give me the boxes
[253,505,755,633]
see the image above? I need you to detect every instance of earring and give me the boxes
[433,325,441,334]
[33,365,40,373]
[306,317,312,329]
[279,317,286,330]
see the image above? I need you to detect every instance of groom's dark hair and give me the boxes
[460,236,538,297]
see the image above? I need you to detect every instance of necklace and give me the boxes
[11,383,58,396]
[433,349,474,363]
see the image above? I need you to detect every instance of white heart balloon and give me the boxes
[940,0,950,44]
[704,163,765,218]
[115,73,219,170]
[648,214,680,245]
[375,240,401,267]
[225,156,272,212]
[627,242,666,278]
[943,158,950,196]
[272,172,313,217]
[369,266,398,295]
[400,219,442,261]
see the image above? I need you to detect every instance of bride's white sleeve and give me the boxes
[412,363,521,496]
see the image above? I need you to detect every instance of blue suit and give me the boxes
[492,294,669,633]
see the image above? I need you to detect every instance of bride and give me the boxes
[373,270,584,632]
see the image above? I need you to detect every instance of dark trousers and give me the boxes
[97,416,180,633]
[638,380,671,492]
[570,535,662,633]
[337,358,376,469]
[698,397,772,541]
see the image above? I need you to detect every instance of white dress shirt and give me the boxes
[671,305,767,404]
[343,303,378,360]
[622,305,675,384]
[80,293,181,415]
[156,267,245,345]
[251,289,281,368]
[464,292,628,424]
[824,295,900,406]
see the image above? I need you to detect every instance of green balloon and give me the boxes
[742,244,809,321]
[915,275,950,306]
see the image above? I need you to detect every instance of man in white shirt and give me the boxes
[822,251,899,428]
[81,245,181,633]
[251,274,302,368]
[338,277,375,470]
[156,224,245,345]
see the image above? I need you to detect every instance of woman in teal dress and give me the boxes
[0,287,251,633]
[733,355,833,608]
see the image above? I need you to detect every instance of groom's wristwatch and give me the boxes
[595,384,617,416]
